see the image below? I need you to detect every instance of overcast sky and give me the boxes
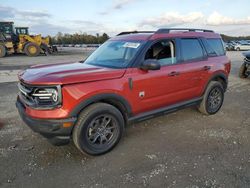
[0,0,250,36]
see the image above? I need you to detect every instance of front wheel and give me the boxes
[24,43,41,57]
[73,103,124,155]
[198,81,224,115]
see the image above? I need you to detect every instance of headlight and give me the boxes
[18,83,62,109]
[32,88,59,103]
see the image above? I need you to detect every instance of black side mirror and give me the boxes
[141,59,161,70]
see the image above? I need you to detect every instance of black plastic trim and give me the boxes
[156,28,214,33]
[70,93,132,117]
[128,97,202,123]
[16,97,76,145]
[203,73,228,93]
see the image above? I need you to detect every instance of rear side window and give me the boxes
[180,39,204,61]
[205,39,225,56]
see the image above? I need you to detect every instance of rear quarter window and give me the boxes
[180,38,204,61]
[204,38,225,56]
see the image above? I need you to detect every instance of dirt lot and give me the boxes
[0,51,249,188]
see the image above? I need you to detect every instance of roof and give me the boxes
[111,28,221,41]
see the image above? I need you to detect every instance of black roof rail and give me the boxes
[117,31,155,36]
[155,28,214,33]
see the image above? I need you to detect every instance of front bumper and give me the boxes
[16,97,76,146]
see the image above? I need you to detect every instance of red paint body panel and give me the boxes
[20,56,230,119]
[18,30,231,120]
[18,62,126,85]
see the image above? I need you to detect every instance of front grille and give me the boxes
[18,82,36,106]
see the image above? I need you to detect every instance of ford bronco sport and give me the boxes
[16,28,231,155]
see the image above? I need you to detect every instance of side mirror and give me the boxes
[141,59,161,71]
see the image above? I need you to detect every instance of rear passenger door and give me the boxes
[176,38,209,100]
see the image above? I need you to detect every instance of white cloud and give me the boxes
[0,5,50,20]
[207,12,250,26]
[16,10,50,19]
[140,12,204,27]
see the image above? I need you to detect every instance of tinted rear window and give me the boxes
[205,39,225,56]
[180,39,204,61]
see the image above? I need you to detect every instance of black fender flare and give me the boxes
[203,72,228,94]
[69,93,132,119]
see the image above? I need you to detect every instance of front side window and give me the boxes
[145,40,176,66]
[180,38,204,61]
[85,40,143,68]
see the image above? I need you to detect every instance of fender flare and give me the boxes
[69,93,132,118]
[203,72,228,94]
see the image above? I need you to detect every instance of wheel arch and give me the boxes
[70,93,132,123]
[204,72,228,93]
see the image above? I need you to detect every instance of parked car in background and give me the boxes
[239,52,250,78]
[225,42,235,51]
[234,43,250,51]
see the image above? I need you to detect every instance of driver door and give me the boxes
[127,39,182,114]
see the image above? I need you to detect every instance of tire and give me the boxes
[24,43,41,57]
[0,44,6,58]
[198,81,224,115]
[236,47,240,51]
[41,43,52,55]
[73,103,125,155]
[239,63,248,78]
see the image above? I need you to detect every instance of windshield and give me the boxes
[85,40,143,68]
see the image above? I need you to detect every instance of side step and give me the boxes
[128,97,202,123]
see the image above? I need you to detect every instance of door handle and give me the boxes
[168,71,180,76]
[202,66,211,71]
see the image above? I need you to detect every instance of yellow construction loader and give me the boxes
[0,22,57,57]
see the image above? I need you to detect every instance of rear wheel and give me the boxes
[236,47,240,51]
[198,81,224,115]
[73,103,125,155]
[239,63,248,78]
[0,44,6,58]
[24,43,40,57]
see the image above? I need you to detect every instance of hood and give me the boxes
[18,62,126,85]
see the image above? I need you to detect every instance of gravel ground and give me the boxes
[0,51,249,188]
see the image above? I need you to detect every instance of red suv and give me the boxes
[16,28,231,155]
